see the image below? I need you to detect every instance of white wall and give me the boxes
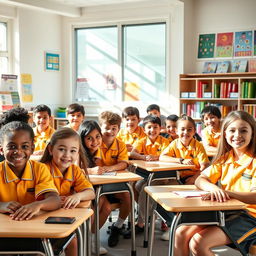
[184,0,256,73]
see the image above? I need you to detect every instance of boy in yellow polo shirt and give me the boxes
[98,111,130,247]
[117,106,146,152]
[33,104,55,156]
[0,121,60,251]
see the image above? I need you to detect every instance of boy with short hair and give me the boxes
[201,105,222,155]
[98,111,130,247]
[146,104,166,132]
[33,104,55,155]
[66,103,85,132]
[164,114,179,142]
[117,106,146,152]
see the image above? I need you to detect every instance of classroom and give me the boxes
[0,0,256,256]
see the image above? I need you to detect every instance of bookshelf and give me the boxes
[180,72,256,134]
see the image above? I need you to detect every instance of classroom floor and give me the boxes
[97,210,242,256]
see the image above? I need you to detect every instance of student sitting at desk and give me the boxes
[66,103,85,132]
[98,111,130,248]
[41,127,95,256]
[175,111,256,256]
[163,114,179,143]
[117,106,146,152]
[0,121,61,251]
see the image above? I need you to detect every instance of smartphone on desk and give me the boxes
[45,216,76,224]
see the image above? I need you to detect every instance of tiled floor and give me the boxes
[97,211,242,256]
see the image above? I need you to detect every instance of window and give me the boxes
[0,21,8,74]
[75,22,166,103]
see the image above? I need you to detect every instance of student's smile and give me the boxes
[177,120,195,146]
[84,129,102,153]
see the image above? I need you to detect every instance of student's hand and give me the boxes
[62,194,81,209]
[0,201,22,214]
[182,159,194,165]
[201,189,230,203]
[89,166,106,175]
[145,155,159,161]
[10,202,42,220]
[126,144,133,152]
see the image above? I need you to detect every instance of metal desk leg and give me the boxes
[42,238,54,256]
[143,173,154,248]
[95,186,102,256]
[127,182,136,256]
[168,213,182,256]
[147,202,157,256]
[86,216,92,256]
[76,226,84,256]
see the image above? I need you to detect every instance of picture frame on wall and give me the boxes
[198,33,215,59]
[216,32,233,58]
[44,51,60,71]
[234,31,253,57]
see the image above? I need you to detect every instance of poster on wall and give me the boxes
[1,74,18,91]
[234,31,253,57]
[198,33,215,59]
[75,78,89,100]
[45,51,60,71]
[21,73,33,102]
[254,30,256,56]
[216,32,233,58]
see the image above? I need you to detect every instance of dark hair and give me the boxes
[79,120,102,168]
[40,128,88,175]
[33,104,51,116]
[0,107,30,128]
[66,103,85,116]
[176,114,196,130]
[166,114,179,122]
[213,111,256,164]
[122,107,140,119]
[0,121,34,144]
[98,111,122,127]
[146,104,160,113]
[201,106,221,120]
[142,115,161,128]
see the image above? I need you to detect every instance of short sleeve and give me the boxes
[196,142,210,164]
[201,164,222,184]
[117,140,129,162]
[161,141,176,157]
[73,166,93,192]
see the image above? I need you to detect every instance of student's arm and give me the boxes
[103,161,128,172]
[0,201,22,214]
[10,192,61,221]
[130,148,147,160]
[62,189,95,209]
[87,166,106,175]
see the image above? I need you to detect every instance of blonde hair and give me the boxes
[40,127,89,176]
[213,111,256,164]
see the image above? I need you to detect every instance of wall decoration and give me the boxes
[234,31,253,57]
[45,51,60,71]
[198,34,215,59]
[254,30,256,56]
[216,32,233,58]
[21,73,33,102]
[231,59,247,72]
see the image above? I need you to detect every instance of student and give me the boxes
[98,111,130,247]
[146,104,167,132]
[33,104,55,155]
[41,127,95,256]
[163,114,179,142]
[175,111,256,256]
[160,114,209,185]
[66,103,85,132]
[117,106,146,152]
[0,121,60,251]
[201,105,222,155]
[79,120,111,255]
[131,115,169,232]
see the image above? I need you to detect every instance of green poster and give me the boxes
[198,34,215,58]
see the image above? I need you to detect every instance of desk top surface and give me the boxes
[0,208,93,238]
[89,170,142,185]
[145,185,246,212]
[129,160,194,172]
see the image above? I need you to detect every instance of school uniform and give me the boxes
[117,126,146,146]
[161,138,209,179]
[202,150,256,255]
[201,126,221,147]
[33,126,55,152]
[45,161,93,196]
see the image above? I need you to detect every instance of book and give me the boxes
[216,61,229,73]
[231,59,247,73]
[248,59,256,72]
[172,190,209,198]
[202,62,217,74]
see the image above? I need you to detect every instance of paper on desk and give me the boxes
[172,190,209,198]
[89,171,117,178]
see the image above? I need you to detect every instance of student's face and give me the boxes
[166,120,177,137]
[123,115,139,133]
[34,111,50,132]
[1,130,34,174]
[67,112,84,131]
[100,122,119,142]
[225,119,252,155]
[203,113,220,131]
[144,122,161,141]
[147,109,160,117]
[49,137,80,173]
[84,129,102,154]
[177,120,195,146]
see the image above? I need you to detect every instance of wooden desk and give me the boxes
[89,170,143,256]
[145,185,246,256]
[129,160,194,247]
[0,208,93,256]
